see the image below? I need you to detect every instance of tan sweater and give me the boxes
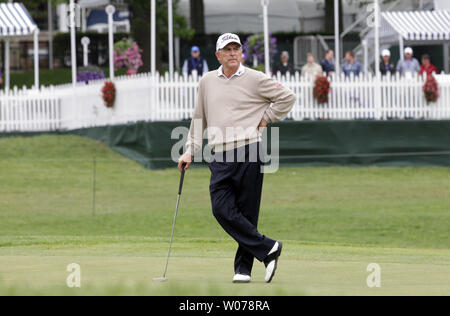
[185,66,296,155]
[301,62,323,79]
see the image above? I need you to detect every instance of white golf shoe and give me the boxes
[264,241,283,283]
[232,274,251,284]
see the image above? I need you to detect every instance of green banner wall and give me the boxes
[68,120,450,169]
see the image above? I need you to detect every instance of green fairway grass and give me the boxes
[0,135,449,295]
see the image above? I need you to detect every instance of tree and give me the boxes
[189,0,205,35]
[126,0,194,72]
[0,0,63,28]
[324,0,343,34]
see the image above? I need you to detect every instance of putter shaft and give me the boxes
[159,165,186,279]
[162,193,181,278]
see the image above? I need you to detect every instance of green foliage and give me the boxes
[52,32,129,70]
[53,32,130,53]
[120,0,194,71]
[127,0,194,45]
[8,67,126,89]
[114,38,134,52]
[251,65,266,73]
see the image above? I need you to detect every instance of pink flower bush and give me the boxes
[114,38,144,75]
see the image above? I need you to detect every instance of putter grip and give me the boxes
[178,163,186,195]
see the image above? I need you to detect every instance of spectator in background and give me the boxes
[320,50,335,76]
[182,46,209,76]
[342,51,362,77]
[272,51,295,76]
[380,49,396,76]
[301,53,323,79]
[419,54,438,77]
[396,47,420,77]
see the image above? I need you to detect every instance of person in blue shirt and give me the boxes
[343,51,362,77]
[396,47,420,77]
[182,46,209,76]
[320,50,335,76]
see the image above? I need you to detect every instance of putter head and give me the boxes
[153,277,168,282]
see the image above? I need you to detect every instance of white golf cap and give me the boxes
[381,49,391,57]
[216,33,242,52]
[404,47,413,54]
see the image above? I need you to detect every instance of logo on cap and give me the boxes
[216,33,242,51]
[221,35,238,42]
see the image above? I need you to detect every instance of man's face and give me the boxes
[345,53,353,63]
[405,53,412,60]
[281,55,289,64]
[383,55,390,63]
[307,55,314,64]
[422,58,430,66]
[191,51,200,59]
[216,43,242,68]
[327,51,334,60]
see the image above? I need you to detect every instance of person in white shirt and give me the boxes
[301,53,323,80]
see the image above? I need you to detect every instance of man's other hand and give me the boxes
[258,118,268,132]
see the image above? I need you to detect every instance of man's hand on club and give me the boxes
[178,152,193,172]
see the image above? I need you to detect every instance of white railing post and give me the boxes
[106,5,116,81]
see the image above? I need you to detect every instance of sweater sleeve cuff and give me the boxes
[185,145,194,157]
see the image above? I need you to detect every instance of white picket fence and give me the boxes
[1,71,450,132]
[284,72,450,121]
[0,88,61,132]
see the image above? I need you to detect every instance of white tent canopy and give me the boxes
[0,2,38,35]
[0,3,39,90]
[367,10,450,44]
[364,9,450,72]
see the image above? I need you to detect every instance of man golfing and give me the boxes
[178,33,296,284]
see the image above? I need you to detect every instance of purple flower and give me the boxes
[242,33,278,65]
[77,67,106,83]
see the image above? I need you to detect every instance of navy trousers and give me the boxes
[209,142,276,276]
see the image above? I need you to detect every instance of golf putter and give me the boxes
[153,163,187,282]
